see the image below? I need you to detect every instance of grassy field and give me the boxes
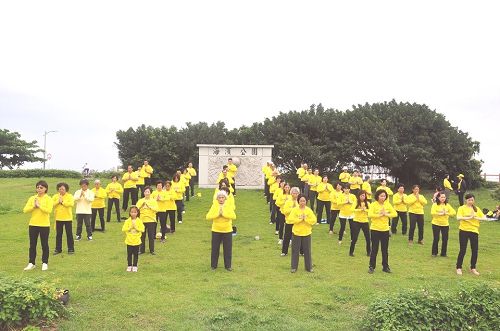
[0,178,499,330]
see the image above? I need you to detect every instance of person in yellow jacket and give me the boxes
[368,190,397,274]
[296,162,308,193]
[392,184,408,235]
[362,176,372,201]
[227,158,238,196]
[141,160,154,186]
[217,167,234,192]
[269,175,282,226]
[288,194,317,273]
[122,206,145,272]
[263,161,274,203]
[163,181,178,233]
[431,192,456,257]
[172,174,186,224]
[281,187,300,256]
[456,193,485,276]
[136,186,159,255]
[329,182,343,235]
[276,183,291,243]
[302,168,312,199]
[376,179,394,198]
[122,165,138,213]
[91,179,107,232]
[23,180,53,271]
[213,180,236,211]
[316,176,333,225]
[152,181,169,243]
[349,169,363,197]
[136,166,146,198]
[406,185,428,245]
[187,162,197,198]
[272,180,285,235]
[206,190,237,271]
[106,175,123,222]
[337,184,356,245]
[182,168,192,201]
[350,190,371,257]
[308,169,321,211]
[53,182,75,255]
[443,174,453,200]
[339,166,350,184]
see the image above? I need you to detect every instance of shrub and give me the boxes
[491,186,500,201]
[363,284,500,331]
[0,274,67,329]
[0,169,81,178]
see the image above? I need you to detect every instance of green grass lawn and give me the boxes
[0,178,499,330]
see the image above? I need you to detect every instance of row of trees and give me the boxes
[0,129,43,169]
[115,100,482,188]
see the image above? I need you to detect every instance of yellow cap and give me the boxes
[457,174,464,178]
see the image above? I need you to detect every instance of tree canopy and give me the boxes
[0,129,44,169]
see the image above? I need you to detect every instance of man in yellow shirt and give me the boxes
[187,162,197,198]
[227,158,238,196]
[122,165,139,214]
[141,160,154,186]
[91,180,107,232]
[339,166,350,184]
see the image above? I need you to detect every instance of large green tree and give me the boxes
[0,129,44,169]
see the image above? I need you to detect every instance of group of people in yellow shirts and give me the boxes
[22,161,198,272]
[262,161,486,275]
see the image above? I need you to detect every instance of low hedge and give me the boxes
[0,169,81,178]
[0,274,67,329]
[363,284,500,330]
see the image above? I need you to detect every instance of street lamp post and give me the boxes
[43,130,57,170]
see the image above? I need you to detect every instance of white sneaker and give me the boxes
[126,266,132,272]
[42,263,48,271]
[24,263,35,271]
[132,266,138,272]
[178,221,183,224]
[456,268,463,275]
[182,211,186,214]
[88,236,93,240]
[278,239,283,245]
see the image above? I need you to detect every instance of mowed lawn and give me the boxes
[0,178,499,330]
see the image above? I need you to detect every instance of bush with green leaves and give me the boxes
[363,284,500,331]
[0,169,81,178]
[0,274,67,329]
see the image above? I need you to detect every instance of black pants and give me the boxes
[270,201,277,224]
[303,183,310,199]
[190,181,195,197]
[370,230,389,269]
[91,207,105,231]
[123,188,138,211]
[456,230,479,269]
[55,221,74,253]
[309,191,317,211]
[330,210,339,231]
[339,218,349,241]
[107,198,121,222]
[408,213,424,242]
[457,192,465,206]
[167,210,176,232]
[140,222,157,253]
[282,223,293,255]
[127,245,139,266]
[316,200,331,224]
[157,212,167,239]
[276,209,285,239]
[211,231,232,268]
[392,211,408,234]
[231,180,236,196]
[175,200,183,222]
[137,185,145,198]
[185,186,190,201]
[264,178,270,202]
[432,224,449,256]
[76,214,92,238]
[299,180,304,193]
[350,222,371,255]
[291,235,312,271]
[29,226,50,264]
[351,188,360,197]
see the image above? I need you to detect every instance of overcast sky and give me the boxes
[1,1,499,175]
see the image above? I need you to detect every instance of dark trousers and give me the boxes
[432,224,449,256]
[291,235,312,271]
[91,207,105,231]
[140,222,157,253]
[457,191,465,206]
[270,201,277,224]
[282,223,293,255]
[231,180,236,195]
[29,226,49,264]
[351,188,360,197]
[127,245,139,266]
[55,221,74,252]
[211,231,232,268]
[76,214,92,238]
[167,210,176,232]
[175,200,183,222]
[190,181,195,197]
[122,188,138,211]
[408,213,424,242]
[350,222,371,255]
[392,211,408,234]
[370,230,389,269]
[276,210,285,239]
[330,210,339,231]
[309,191,317,211]
[299,180,304,193]
[185,186,190,201]
[137,185,145,198]
[339,218,349,241]
[303,183,310,199]
[157,212,167,239]
[107,198,121,222]
[316,200,331,224]
[456,230,479,269]
[264,178,270,202]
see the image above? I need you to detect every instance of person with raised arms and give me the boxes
[337,183,356,245]
[406,185,428,245]
[288,194,317,273]
[137,186,158,255]
[105,175,123,223]
[430,191,456,257]
[350,190,371,257]
[122,206,144,272]
[52,182,75,255]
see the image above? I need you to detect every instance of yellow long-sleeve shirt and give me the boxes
[362,181,372,200]
[227,163,238,178]
[349,176,363,190]
[273,187,283,202]
[330,190,342,210]
[431,203,456,226]
[288,206,317,236]
[297,167,306,179]
[301,173,310,183]
[52,193,74,221]
[122,171,138,188]
[171,181,185,200]
[406,194,428,214]
[106,182,123,199]
[181,173,191,186]
[136,198,158,223]
[308,175,321,192]
[140,165,154,179]
[368,201,397,231]
[339,171,350,183]
[122,217,145,246]
[151,190,169,212]
[443,178,453,190]
[217,173,234,185]
[353,201,370,223]
[282,199,298,224]
[376,185,394,197]
[163,189,177,210]
[188,167,197,177]
[337,193,356,218]
[212,190,236,211]
[393,193,408,212]
[91,187,107,209]
[23,194,53,227]
[135,171,145,185]
[276,192,291,209]
[206,201,236,233]
[457,205,484,234]
[317,183,334,201]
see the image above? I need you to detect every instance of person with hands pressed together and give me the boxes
[52,182,75,255]
[431,192,456,257]
[122,165,139,214]
[105,175,123,222]
[152,181,168,242]
[406,185,428,245]
[288,194,317,273]
[316,176,333,225]
[23,180,53,271]
[281,187,300,256]
[350,190,371,257]
[91,179,107,232]
[136,186,158,255]
[122,206,145,272]
[392,184,408,235]
[337,184,356,245]
[74,179,95,241]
